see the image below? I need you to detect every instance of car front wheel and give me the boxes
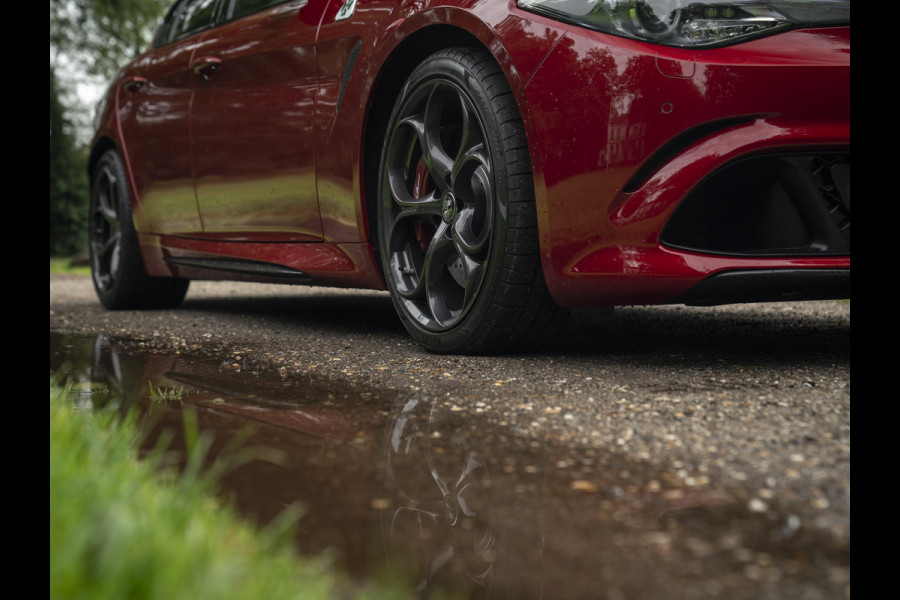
[376,48,567,354]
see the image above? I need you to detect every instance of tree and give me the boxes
[49,0,168,257]
[50,65,89,257]
[50,0,169,82]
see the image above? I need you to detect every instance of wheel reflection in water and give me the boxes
[383,397,496,597]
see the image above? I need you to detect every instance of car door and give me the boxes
[189,0,330,241]
[114,0,221,236]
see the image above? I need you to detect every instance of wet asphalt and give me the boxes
[50,274,850,599]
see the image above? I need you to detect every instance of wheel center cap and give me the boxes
[441,191,456,223]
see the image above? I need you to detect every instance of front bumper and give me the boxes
[520,25,850,307]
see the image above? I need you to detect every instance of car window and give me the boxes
[156,0,220,44]
[152,0,187,47]
[227,0,292,21]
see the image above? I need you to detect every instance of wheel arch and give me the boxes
[361,17,531,275]
[87,137,118,182]
[87,135,152,236]
[363,25,481,271]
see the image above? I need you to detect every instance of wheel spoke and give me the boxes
[451,163,493,255]
[427,543,455,579]
[421,85,459,192]
[384,114,443,218]
[454,482,494,585]
[448,101,493,253]
[452,245,484,314]
[418,229,484,328]
[388,112,434,206]
[91,229,121,291]
[390,506,442,537]
[427,459,452,499]
[392,196,442,221]
[97,195,118,225]
[109,237,122,277]
[455,454,483,493]
[94,230,121,259]
[450,141,489,187]
[99,168,119,223]
[422,227,460,327]
[388,237,427,300]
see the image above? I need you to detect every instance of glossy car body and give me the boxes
[89,0,850,353]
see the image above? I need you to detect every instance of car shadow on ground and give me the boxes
[180,290,405,337]
[559,303,849,367]
[180,290,848,366]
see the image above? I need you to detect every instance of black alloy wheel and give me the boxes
[376,48,566,354]
[89,150,189,310]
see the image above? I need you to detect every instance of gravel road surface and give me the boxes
[50,274,850,597]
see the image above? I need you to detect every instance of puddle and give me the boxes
[50,332,848,599]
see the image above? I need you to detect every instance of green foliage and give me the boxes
[50,0,170,81]
[50,0,171,256]
[50,66,89,257]
[147,380,185,404]
[49,258,92,275]
[49,380,405,600]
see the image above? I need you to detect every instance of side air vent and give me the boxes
[336,40,362,113]
[623,116,758,193]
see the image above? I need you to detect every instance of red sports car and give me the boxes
[88,0,851,353]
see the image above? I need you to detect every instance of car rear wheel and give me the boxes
[376,48,567,354]
[89,149,189,310]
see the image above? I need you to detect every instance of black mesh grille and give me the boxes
[811,155,851,244]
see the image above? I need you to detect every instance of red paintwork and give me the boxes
[518,23,850,305]
[91,0,850,307]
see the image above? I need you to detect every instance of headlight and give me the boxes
[517,0,850,48]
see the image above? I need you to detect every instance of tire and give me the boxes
[376,48,567,354]
[89,150,189,310]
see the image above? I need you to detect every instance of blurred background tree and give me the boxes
[50,0,169,82]
[50,66,89,257]
[50,0,168,258]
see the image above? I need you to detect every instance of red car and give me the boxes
[88,0,851,353]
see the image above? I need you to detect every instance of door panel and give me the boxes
[190,0,330,241]
[116,39,203,235]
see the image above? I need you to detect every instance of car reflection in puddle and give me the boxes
[50,332,848,599]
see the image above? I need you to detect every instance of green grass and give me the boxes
[49,381,403,600]
[50,257,91,275]
[147,380,185,404]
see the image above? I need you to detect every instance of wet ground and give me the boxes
[50,322,849,600]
